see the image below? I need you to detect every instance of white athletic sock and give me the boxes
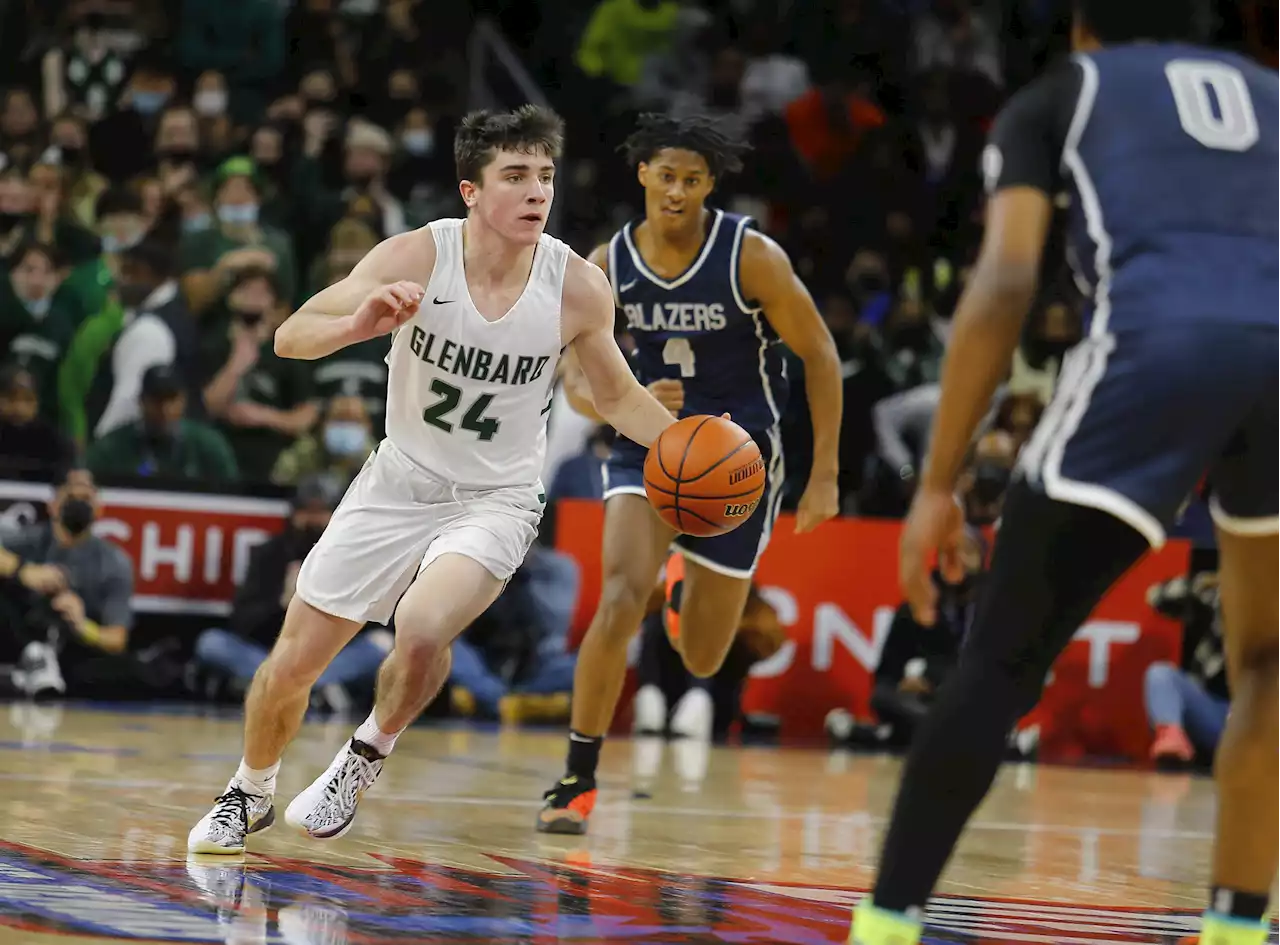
[234,760,279,795]
[353,710,402,756]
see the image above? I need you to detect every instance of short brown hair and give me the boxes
[454,105,565,183]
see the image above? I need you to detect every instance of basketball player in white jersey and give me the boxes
[188,105,680,853]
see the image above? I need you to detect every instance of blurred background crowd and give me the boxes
[0,0,1270,758]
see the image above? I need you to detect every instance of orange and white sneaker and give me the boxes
[536,775,597,835]
[1150,724,1195,765]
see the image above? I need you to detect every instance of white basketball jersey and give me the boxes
[383,219,568,488]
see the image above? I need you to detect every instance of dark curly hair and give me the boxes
[454,105,565,182]
[620,113,750,178]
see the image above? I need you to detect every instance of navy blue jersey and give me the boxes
[606,209,788,433]
[987,43,1278,333]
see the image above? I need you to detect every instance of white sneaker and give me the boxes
[13,642,65,698]
[669,687,713,741]
[285,739,384,840]
[187,780,276,854]
[632,684,667,735]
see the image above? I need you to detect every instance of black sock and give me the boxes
[566,731,602,781]
[1211,887,1270,921]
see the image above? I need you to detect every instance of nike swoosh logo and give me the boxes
[433,297,453,305]
[619,279,638,292]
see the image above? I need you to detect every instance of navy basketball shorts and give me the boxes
[602,426,786,578]
[1018,322,1278,545]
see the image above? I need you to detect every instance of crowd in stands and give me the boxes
[0,0,1253,752]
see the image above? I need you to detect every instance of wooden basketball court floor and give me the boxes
[0,704,1271,945]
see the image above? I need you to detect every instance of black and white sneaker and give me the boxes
[12,641,65,699]
[187,781,276,854]
[284,739,384,839]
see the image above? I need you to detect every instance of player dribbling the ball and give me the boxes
[540,113,843,833]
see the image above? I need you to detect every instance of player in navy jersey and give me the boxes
[538,114,843,833]
[851,2,1277,944]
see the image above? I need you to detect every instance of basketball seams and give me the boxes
[672,416,712,534]
[674,436,756,484]
[642,479,763,500]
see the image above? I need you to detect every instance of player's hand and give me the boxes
[647,379,684,415]
[795,475,839,534]
[348,281,424,342]
[899,486,965,627]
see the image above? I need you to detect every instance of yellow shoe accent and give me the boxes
[849,901,923,945]
[1199,912,1270,945]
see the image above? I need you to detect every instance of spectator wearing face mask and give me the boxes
[91,52,180,183]
[0,364,75,475]
[957,429,1015,527]
[0,243,78,421]
[0,89,42,169]
[178,157,297,314]
[60,237,197,445]
[0,158,37,265]
[202,268,318,482]
[86,364,238,482]
[0,468,134,699]
[24,150,102,269]
[271,393,373,488]
[46,114,109,230]
[55,187,146,321]
[298,120,407,240]
[192,70,236,158]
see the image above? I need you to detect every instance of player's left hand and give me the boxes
[899,486,965,627]
[794,475,839,534]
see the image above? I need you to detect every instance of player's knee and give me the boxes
[680,640,728,679]
[263,638,327,691]
[593,576,652,640]
[391,633,447,674]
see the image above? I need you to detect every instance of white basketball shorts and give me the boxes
[295,439,544,625]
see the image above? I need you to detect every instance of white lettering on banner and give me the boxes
[93,517,130,544]
[141,523,194,582]
[1074,621,1140,688]
[233,528,272,586]
[203,527,223,585]
[811,604,895,672]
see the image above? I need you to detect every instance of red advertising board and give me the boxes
[554,499,1190,760]
[0,481,289,616]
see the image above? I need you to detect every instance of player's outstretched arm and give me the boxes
[562,255,675,447]
[274,230,436,361]
[742,231,843,532]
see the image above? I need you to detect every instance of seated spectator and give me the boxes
[633,553,786,741]
[870,527,987,747]
[47,114,110,230]
[0,158,36,265]
[191,476,391,712]
[60,236,197,444]
[547,424,612,503]
[1144,572,1230,767]
[202,269,317,482]
[0,468,133,699]
[86,364,238,482]
[27,150,102,267]
[0,242,77,422]
[178,157,297,314]
[957,429,1015,526]
[0,364,74,475]
[449,545,582,723]
[271,393,373,488]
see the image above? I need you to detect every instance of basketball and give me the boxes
[643,415,767,537]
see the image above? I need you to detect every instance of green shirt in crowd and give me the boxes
[0,277,81,424]
[86,418,239,482]
[178,224,298,307]
[311,336,390,437]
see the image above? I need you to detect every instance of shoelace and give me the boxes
[209,787,257,835]
[316,751,379,826]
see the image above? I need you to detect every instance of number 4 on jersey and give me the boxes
[662,337,696,378]
[422,379,501,440]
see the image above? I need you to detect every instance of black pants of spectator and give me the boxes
[869,680,933,747]
[872,478,1149,912]
[636,613,757,741]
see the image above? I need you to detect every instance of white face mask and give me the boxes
[401,129,434,156]
[193,89,228,117]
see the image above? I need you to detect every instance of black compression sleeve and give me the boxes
[982,58,1083,196]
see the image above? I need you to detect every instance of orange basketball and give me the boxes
[643,415,767,537]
